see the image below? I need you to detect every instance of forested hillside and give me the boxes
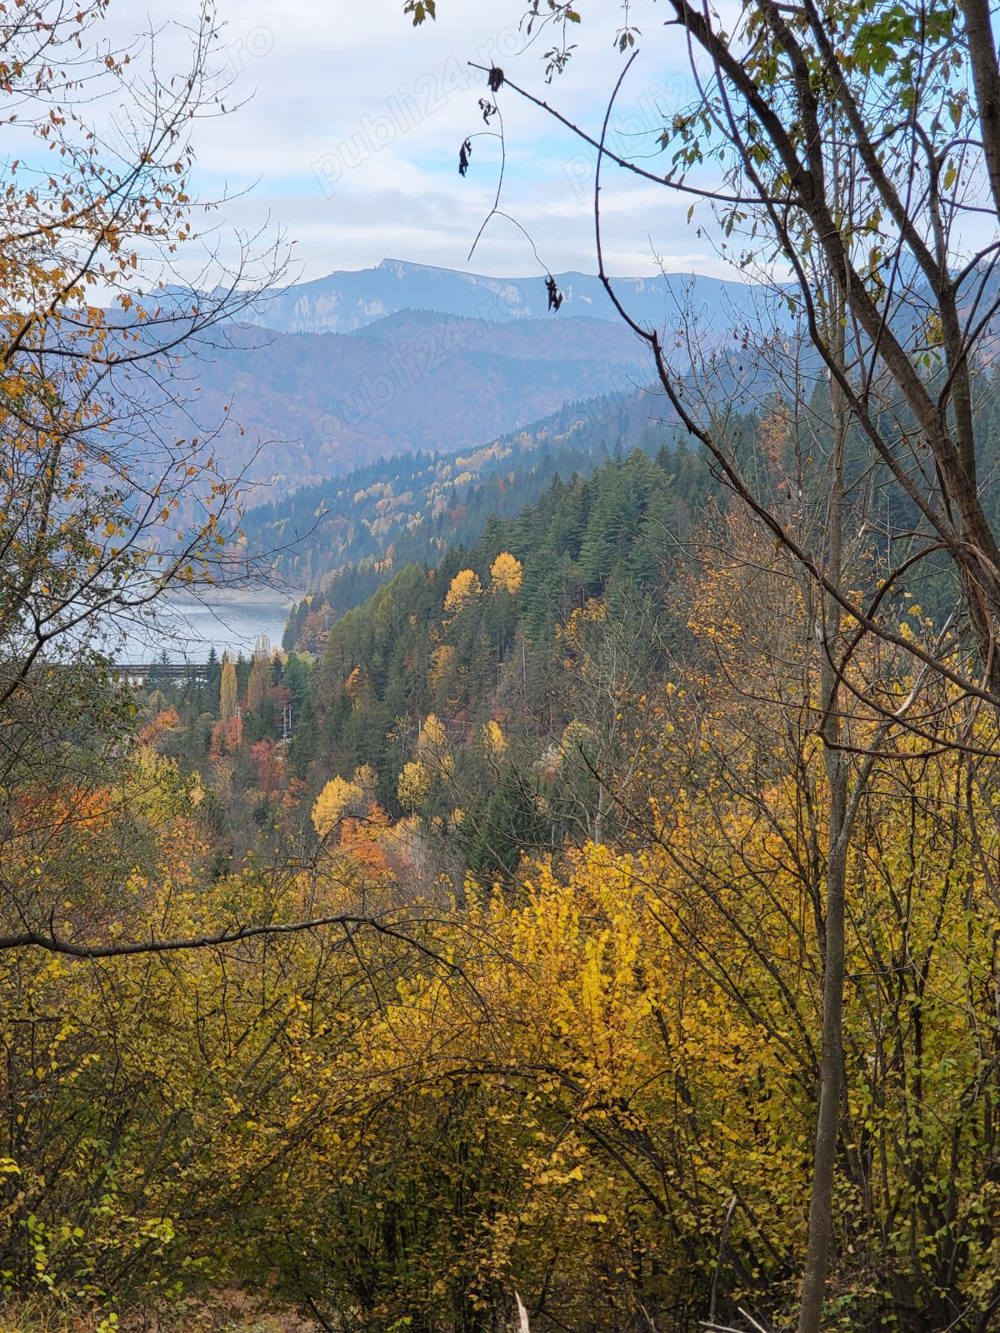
[265,360,1000,648]
[299,445,717,861]
[242,383,679,624]
[93,411,1000,1331]
[146,443,718,864]
[137,309,652,499]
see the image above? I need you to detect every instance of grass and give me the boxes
[0,1289,318,1332]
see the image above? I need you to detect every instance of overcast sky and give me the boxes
[122,0,729,283]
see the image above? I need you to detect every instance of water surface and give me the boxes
[110,591,297,664]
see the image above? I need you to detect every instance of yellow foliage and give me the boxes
[559,718,594,761]
[219,654,237,724]
[5,718,998,1328]
[418,713,447,751]
[443,568,482,613]
[489,551,523,594]
[480,719,507,755]
[123,748,192,829]
[429,644,456,691]
[397,759,431,810]
[311,775,364,840]
[558,597,607,647]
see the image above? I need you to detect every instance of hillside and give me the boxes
[131,259,800,507]
[140,309,654,497]
[240,382,682,601]
[285,445,724,858]
[150,443,725,875]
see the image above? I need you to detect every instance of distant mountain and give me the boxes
[149,309,655,497]
[134,259,792,507]
[240,258,778,338]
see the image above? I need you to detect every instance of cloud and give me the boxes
[108,0,724,283]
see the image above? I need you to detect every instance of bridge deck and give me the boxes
[115,662,212,681]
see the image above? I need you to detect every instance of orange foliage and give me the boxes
[138,707,181,746]
[209,715,243,760]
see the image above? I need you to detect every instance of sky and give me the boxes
[112,0,727,284]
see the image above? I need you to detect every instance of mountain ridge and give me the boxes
[238,257,781,338]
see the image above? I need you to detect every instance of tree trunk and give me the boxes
[797,257,849,1333]
[796,761,847,1333]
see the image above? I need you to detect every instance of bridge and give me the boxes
[114,661,213,686]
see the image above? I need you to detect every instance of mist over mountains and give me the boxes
[157,308,654,496]
[145,259,783,509]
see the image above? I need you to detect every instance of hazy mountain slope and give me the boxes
[149,310,654,496]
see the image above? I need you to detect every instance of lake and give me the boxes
[108,591,299,664]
